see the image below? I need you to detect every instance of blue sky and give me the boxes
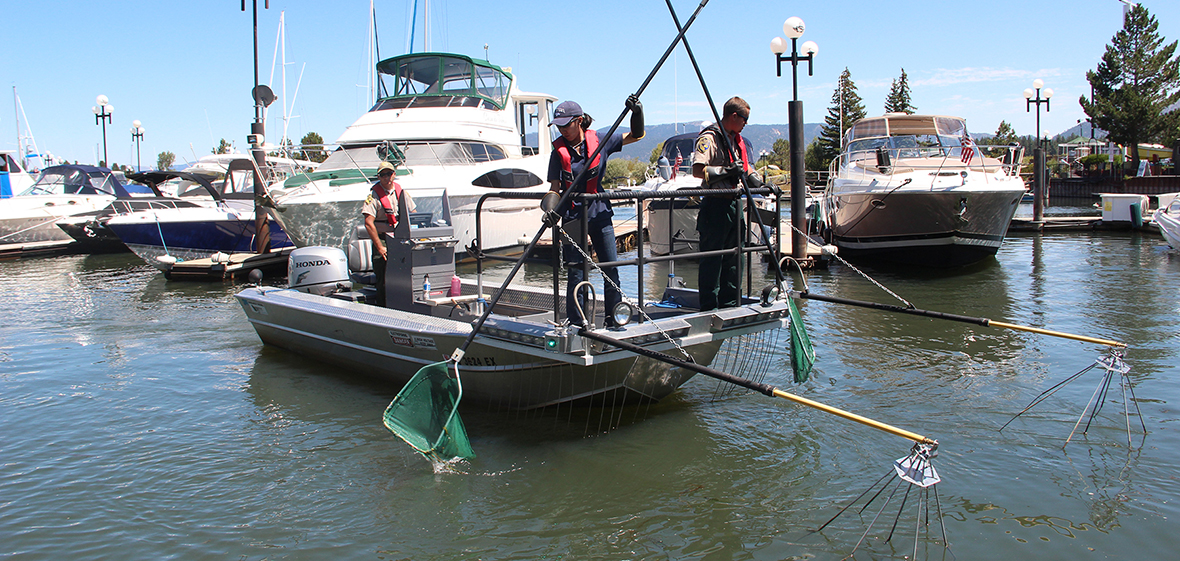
[3,0,1177,168]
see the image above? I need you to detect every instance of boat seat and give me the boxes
[347,224,377,285]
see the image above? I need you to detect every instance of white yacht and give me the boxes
[1,164,144,246]
[819,114,1026,267]
[267,52,557,258]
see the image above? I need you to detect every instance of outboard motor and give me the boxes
[288,246,350,295]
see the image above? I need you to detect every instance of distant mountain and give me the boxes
[527,122,824,163]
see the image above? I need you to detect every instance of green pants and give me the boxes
[696,197,742,310]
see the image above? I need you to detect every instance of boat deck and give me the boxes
[0,239,76,260]
[164,247,294,281]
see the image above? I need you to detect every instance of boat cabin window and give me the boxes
[516,101,548,156]
[319,142,508,172]
[375,54,512,111]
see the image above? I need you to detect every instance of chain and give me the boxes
[782,216,914,309]
[554,222,694,361]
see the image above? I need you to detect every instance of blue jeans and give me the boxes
[563,215,621,326]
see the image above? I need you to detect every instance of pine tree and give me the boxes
[985,120,1019,146]
[816,68,866,170]
[1080,4,1180,173]
[883,68,916,114]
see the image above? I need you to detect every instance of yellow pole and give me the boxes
[987,321,1126,348]
[771,388,936,445]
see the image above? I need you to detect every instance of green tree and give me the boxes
[767,138,790,170]
[984,120,1019,145]
[804,139,826,174]
[816,68,866,171]
[213,138,233,154]
[883,68,916,114]
[300,132,328,163]
[649,141,665,165]
[1080,5,1180,173]
[157,151,176,170]
[604,157,648,187]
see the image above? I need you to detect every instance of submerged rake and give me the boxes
[1002,349,1145,448]
[815,443,950,560]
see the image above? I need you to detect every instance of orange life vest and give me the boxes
[371,181,404,227]
[553,130,601,194]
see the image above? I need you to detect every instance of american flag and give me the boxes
[672,149,683,179]
[961,137,975,164]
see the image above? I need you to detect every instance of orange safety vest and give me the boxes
[372,181,404,227]
[553,130,601,194]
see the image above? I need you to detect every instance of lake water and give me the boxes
[3,208,1179,560]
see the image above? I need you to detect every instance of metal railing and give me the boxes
[472,186,782,324]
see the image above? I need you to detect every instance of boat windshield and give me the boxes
[21,168,120,196]
[318,142,508,171]
[374,54,511,111]
[844,116,969,158]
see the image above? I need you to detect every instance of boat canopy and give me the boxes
[20,164,144,197]
[373,53,512,112]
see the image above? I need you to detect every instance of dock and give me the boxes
[1010,216,1159,232]
[164,247,294,281]
[0,239,76,260]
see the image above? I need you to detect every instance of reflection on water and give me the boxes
[1,225,1179,559]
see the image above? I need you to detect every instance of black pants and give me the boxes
[696,197,742,311]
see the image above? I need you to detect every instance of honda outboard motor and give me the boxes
[288,246,350,295]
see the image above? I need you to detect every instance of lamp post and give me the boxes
[770,16,817,260]
[92,95,114,167]
[1023,79,1052,223]
[130,120,145,171]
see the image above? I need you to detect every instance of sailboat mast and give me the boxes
[12,87,19,165]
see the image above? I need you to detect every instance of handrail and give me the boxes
[472,186,781,322]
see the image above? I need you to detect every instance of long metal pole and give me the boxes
[789,100,807,258]
[456,0,712,356]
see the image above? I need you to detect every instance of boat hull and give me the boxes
[0,195,113,244]
[236,287,789,409]
[1155,208,1180,249]
[824,189,1022,267]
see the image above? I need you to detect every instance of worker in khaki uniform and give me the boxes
[692,96,751,311]
[362,160,415,307]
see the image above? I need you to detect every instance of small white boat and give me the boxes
[640,132,777,256]
[819,114,1026,267]
[1,164,145,246]
[1154,193,1180,250]
[104,158,294,270]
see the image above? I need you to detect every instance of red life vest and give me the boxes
[371,181,404,227]
[704,124,749,172]
[553,130,601,194]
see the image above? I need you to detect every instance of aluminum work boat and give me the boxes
[819,114,1026,267]
[236,189,792,410]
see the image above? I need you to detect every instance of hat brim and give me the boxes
[552,116,578,127]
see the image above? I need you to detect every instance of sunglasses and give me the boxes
[557,117,580,129]
[378,171,394,178]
